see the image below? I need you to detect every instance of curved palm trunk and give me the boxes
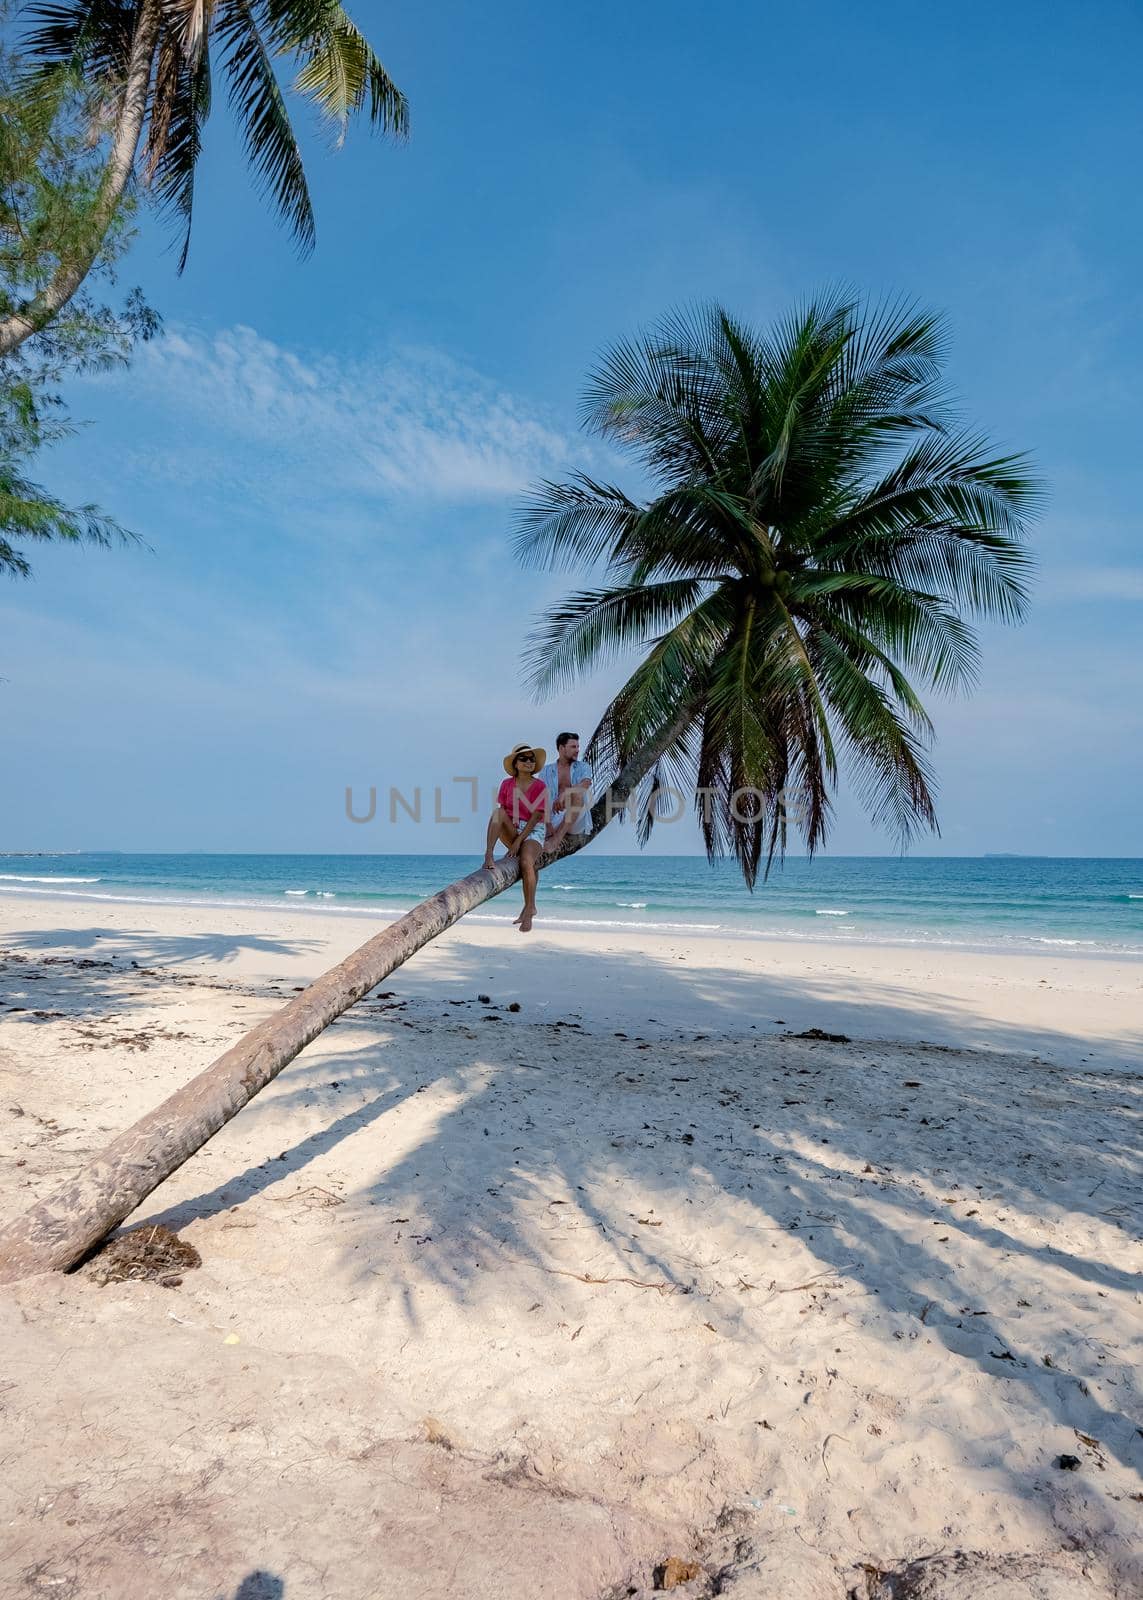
[0,1,160,357]
[0,729,682,1283]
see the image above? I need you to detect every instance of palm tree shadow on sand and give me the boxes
[4,923,326,967]
[0,923,329,1023]
[227,1574,284,1600]
[140,937,1141,1502]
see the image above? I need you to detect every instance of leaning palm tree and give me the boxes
[0,0,407,355]
[0,293,1038,1283]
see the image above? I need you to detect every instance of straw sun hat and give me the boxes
[503,741,547,776]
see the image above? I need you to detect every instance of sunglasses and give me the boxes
[517,752,536,762]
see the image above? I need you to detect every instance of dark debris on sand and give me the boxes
[84,1223,201,1288]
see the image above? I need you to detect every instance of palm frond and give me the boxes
[513,475,643,572]
[20,0,138,92]
[146,41,211,268]
[634,725,697,847]
[827,293,952,437]
[792,570,980,692]
[694,602,790,882]
[580,322,729,483]
[215,0,314,252]
[289,5,408,143]
[620,485,768,583]
[808,629,939,845]
[586,594,731,792]
[747,294,855,501]
[523,576,711,698]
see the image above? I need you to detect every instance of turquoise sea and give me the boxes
[1,853,1142,957]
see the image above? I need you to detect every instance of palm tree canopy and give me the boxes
[517,294,1041,885]
[20,0,408,265]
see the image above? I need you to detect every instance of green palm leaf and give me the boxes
[214,0,314,251]
[20,0,138,93]
[288,5,408,143]
[523,577,712,697]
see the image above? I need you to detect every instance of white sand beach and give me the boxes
[1,892,1140,1598]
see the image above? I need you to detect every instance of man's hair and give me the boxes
[556,731,579,749]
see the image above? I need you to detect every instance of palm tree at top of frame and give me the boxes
[0,0,408,355]
[0,290,1040,1283]
[521,291,1039,876]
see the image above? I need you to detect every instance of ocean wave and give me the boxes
[300,888,425,902]
[815,908,848,916]
[0,887,315,912]
[3,880,1141,957]
[616,900,648,908]
[0,873,101,883]
[465,911,723,932]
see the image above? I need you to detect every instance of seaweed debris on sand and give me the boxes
[85,1223,201,1288]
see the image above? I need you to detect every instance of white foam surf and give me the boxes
[0,874,101,883]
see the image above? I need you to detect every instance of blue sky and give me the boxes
[2,0,1141,856]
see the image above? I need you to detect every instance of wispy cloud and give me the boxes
[85,326,590,524]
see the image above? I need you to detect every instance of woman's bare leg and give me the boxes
[484,807,516,868]
[517,841,541,932]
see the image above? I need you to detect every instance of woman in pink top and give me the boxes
[483,741,549,933]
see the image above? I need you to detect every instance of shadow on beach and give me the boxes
[0,923,328,1025]
[126,936,1142,1501]
[229,1574,285,1600]
[2,921,325,969]
[5,912,1141,1063]
[3,914,1140,1584]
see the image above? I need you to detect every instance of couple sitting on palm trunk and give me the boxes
[483,732,592,932]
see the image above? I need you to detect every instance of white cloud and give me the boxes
[87,324,591,520]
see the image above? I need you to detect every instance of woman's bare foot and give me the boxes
[518,907,535,933]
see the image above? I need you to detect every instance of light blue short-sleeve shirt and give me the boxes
[538,758,592,834]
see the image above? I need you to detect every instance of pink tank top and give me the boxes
[498,776,547,824]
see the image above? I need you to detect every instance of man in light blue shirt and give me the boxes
[538,732,592,852]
